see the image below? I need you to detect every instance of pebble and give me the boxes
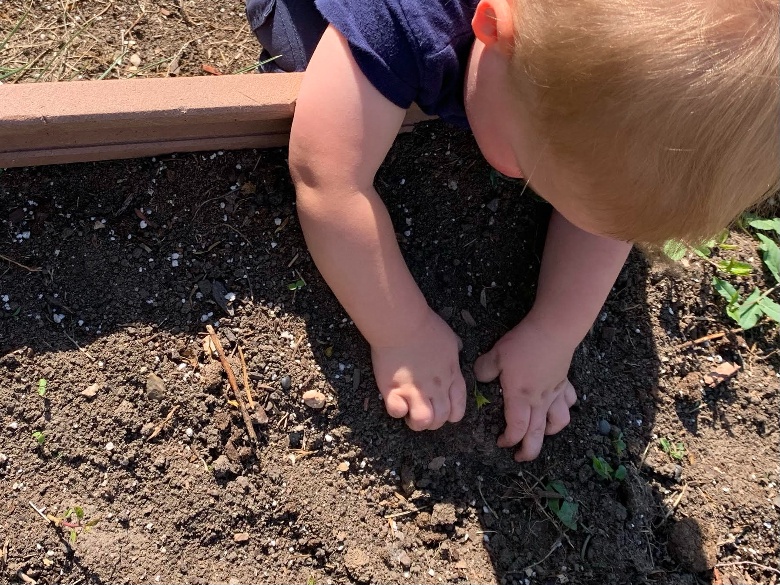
[185,428,194,438]
[129,53,142,67]
[597,420,611,436]
[0,453,8,464]
[233,532,250,543]
[105,442,115,451]
[81,383,101,399]
[146,373,166,401]
[212,455,236,478]
[303,390,326,410]
[279,375,291,391]
[398,551,412,569]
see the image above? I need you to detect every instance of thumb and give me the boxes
[474,349,501,383]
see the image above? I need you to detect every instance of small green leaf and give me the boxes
[614,465,627,481]
[757,297,780,323]
[756,233,780,283]
[474,387,491,409]
[693,245,711,258]
[37,378,47,397]
[663,240,687,261]
[547,480,569,497]
[69,529,77,544]
[748,217,780,236]
[32,431,46,445]
[555,500,579,531]
[74,506,85,520]
[712,277,738,304]
[591,456,614,480]
[732,288,764,329]
[718,259,753,276]
[659,437,671,453]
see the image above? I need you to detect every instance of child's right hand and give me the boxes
[371,309,467,431]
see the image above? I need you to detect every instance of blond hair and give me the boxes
[509,0,780,244]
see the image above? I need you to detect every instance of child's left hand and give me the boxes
[473,312,578,462]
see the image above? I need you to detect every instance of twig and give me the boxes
[0,536,7,571]
[658,484,688,526]
[148,405,179,440]
[236,346,255,409]
[0,253,41,272]
[60,329,95,361]
[206,325,262,461]
[29,501,51,524]
[716,561,780,576]
[384,505,433,520]
[477,482,499,519]
[508,538,562,574]
[675,329,742,350]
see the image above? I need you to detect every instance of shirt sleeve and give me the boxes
[315,0,421,109]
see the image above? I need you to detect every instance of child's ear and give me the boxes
[472,0,515,51]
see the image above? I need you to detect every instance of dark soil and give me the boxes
[2,123,779,585]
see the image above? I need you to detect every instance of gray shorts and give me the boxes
[245,0,328,72]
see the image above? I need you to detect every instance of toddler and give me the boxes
[246,0,779,461]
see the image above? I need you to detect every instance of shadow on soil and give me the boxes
[1,123,707,584]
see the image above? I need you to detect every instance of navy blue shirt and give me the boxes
[315,0,480,127]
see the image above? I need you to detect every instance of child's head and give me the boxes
[467,0,779,244]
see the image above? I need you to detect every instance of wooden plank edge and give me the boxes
[0,74,434,168]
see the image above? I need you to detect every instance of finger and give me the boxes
[429,392,452,430]
[456,334,464,352]
[448,375,468,423]
[514,406,548,462]
[473,349,500,383]
[383,388,409,419]
[545,393,571,435]
[404,391,435,431]
[563,380,577,407]
[497,391,530,448]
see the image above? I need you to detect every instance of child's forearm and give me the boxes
[296,182,431,348]
[528,211,632,347]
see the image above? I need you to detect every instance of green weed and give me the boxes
[287,278,306,291]
[474,383,490,410]
[545,480,578,530]
[659,437,686,461]
[32,430,46,445]
[664,216,780,330]
[591,456,627,481]
[37,378,47,397]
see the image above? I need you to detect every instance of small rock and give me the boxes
[398,551,412,569]
[302,390,326,409]
[337,461,350,472]
[431,502,458,527]
[486,198,500,213]
[428,456,446,471]
[288,430,303,450]
[105,442,115,451]
[234,476,251,492]
[461,309,476,327]
[129,53,142,67]
[212,455,236,478]
[703,361,739,387]
[81,383,101,399]
[597,420,611,436]
[233,532,250,543]
[279,375,292,391]
[146,373,166,401]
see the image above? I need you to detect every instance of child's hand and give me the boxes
[474,313,578,462]
[371,309,467,431]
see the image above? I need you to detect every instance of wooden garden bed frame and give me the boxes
[0,73,430,168]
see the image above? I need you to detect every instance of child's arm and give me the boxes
[289,25,467,430]
[475,211,632,461]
